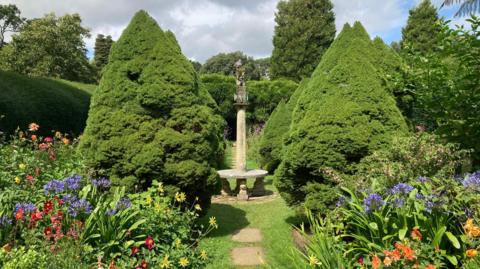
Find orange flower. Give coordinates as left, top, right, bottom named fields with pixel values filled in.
left=383, top=256, right=392, bottom=266
left=62, top=138, right=70, bottom=145
left=403, top=246, right=416, bottom=260
left=411, top=228, right=423, bottom=241
left=466, top=249, right=478, bottom=258
left=426, top=264, right=436, bottom=269
left=28, top=123, right=39, bottom=132
left=465, top=219, right=480, bottom=237
left=31, top=135, right=37, bottom=141
left=372, top=255, right=381, bottom=269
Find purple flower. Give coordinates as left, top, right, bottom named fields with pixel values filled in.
left=65, top=175, right=82, bottom=190
left=106, top=208, right=117, bottom=216
left=390, top=183, right=414, bottom=195
left=68, top=199, right=92, bottom=217
left=392, top=198, right=405, bottom=208
left=15, top=202, right=36, bottom=214
left=62, top=194, right=77, bottom=204
left=363, top=193, right=385, bottom=213
left=462, top=172, right=480, bottom=192
left=336, top=196, right=347, bottom=207
left=106, top=197, right=132, bottom=216
left=91, top=178, right=111, bottom=189
left=417, top=176, right=429, bottom=183
left=415, top=193, right=424, bottom=200
left=43, top=179, right=66, bottom=195
left=0, top=215, right=12, bottom=226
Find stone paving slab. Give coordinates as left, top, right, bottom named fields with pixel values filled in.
left=231, top=247, right=265, bottom=266
left=232, top=228, right=262, bottom=243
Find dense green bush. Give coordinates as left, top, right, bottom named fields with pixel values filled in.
left=0, top=71, right=91, bottom=136
left=80, top=11, right=225, bottom=209
left=275, top=22, right=408, bottom=213
left=258, top=78, right=308, bottom=172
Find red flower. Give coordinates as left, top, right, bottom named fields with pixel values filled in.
left=30, top=210, right=42, bottom=222
left=426, top=265, right=436, bottom=269
left=145, top=236, right=154, bottom=250
left=372, top=255, right=381, bottom=269
left=44, top=227, right=52, bottom=239
left=44, top=137, right=53, bottom=143
left=358, top=256, right=364, bottom=265
left=131, top=246, right=140, bottom=256
left=15, top=208, right=24, bottom=221
left=26, top=175, right=35, bottom=184
left=140, top=260, right=148, bottom=269
left=38, top=143, right=49, bottom=151
left=43, top=200, right=53, bottom=214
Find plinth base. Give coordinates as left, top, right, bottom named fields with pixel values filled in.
left=217, top=169, right=268, bottom=200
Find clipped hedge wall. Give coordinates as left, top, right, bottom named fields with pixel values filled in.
left=275, top=22, right=408, bottom=213
left=80, top=11, right=225, bottom=209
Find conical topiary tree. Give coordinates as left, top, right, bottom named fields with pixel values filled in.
left=80, top=11, right=225, bottom=209
left=275, top=22, right=408, bottom=213
left=258, top=78, right=309, bottom=173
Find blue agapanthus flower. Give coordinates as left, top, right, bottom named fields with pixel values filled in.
left=462, top=171, right=480, bottom=191
left=391, top=183, right=414, bottom=195
left=62, top=194, right=77, bottom=204
left=392, top=198, right=405, bottom=208
left=363, top=193, right=385, bottom=213
left=0, top=215, right=12, bottom=226
left=417, top=176, right=429, bottom=183
left=43, top=179, right=66, bottom=195
left=91, top=178, right=111, bottom=189
left=336, top=196, right=347, bottom=207
left=15, top=202, right=36, bottom=214
left=106, top=197, right=132, bottom=216
left=68, top=199, right=92, bottom=217
left=65, top=175, right=82, bottom=190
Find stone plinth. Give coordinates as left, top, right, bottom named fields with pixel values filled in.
left=217, top=169, right=268, bottom=200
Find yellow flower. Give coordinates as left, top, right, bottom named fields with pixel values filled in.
left=15, top=177, right=21, bottom=184
left=62, top=138, right=70, bottom=145
left=158, top=182, right=164, bottom=193
left=200, top=250, right=208, bottom=260
left=145, top=195, right=153, bottom=205
left=309, top=255, right=321, bottom=266
left=18, top=164, right=26, bottom=170
left=175, top=239, right=181, bottom=247
left=195, top=204, right=202, bottom=211
left=175, top=192, right=186, bottom=203
left=179, top=257, right=189, bottom=267
left=55, top=131, right=62, bottom=139
left=160, top=255, right=171, bottom=268
left=466, top=249, right=478, bottom=258
left=154, top=203, right=162, bottom=212
left=209, top=216, right=218, bottom=229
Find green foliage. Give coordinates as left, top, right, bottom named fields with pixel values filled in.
left=190, top=60, right=202, bottom=72
left=80, top=11, right=225, bottom=209
left=275, top=22, right=408, bottom=213
left=442, top=0, right=480, bottom=17
left=0, top=71, right=91, bottom=136
left=270, top=0, right=336, bottom=81
left=0, top=13, right=94, bottom=83
left=401, top=16, right=480, bottom=165
left=0, top=4, right=25, bottom=49
left=401, top=0, right=441, bottom=53
left=93, top=34, right=114, bottom=75
left=199, top=51, right=266, bottom=80
left=258, top=78, right=308, bottom=172
left=357, top=133, right=470, bottom=189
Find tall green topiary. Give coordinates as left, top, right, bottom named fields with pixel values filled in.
left=80, top=11, right=225, bottom=209
left=258, top=78, right=308, bottom=172
left=275, top=22, right=408, bottom=213
left=401, top=0, right=440, bottom=54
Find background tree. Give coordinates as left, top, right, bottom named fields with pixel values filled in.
left=443, top=0, right=480, bottom=16
left=200, top=51, right=264, bottom=80
left=0, top=4, right=24, bottom=49
left=190, top=60, right=202, bottom=72
left=0, top=13, right=94, bottom=83
left=270, top=0, right=335, bottom=81
left=93, top=34, right=114, bottom=71
left=80, top=11, right=225, bottom=210
left=401, top=0, right=441, bottom=53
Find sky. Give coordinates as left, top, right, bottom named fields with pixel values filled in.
left=0, top=0, right=467, bottom=63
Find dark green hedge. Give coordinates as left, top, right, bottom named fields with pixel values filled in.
left=0, top=71, right=91, bottom=136
left=275, top=22, right=408, bottom=213
left=80, top=11, right=225, bottom=209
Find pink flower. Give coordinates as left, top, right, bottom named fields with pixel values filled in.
left=28, top=123, right=39, bottom=132
left=44, top=137, right=53, bottom=143
left=38, top=143, right=49, bottom=151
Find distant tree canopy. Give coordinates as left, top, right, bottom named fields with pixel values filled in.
left=94, top=34, right=114, bottom=72
left=0, top=4, right=24, bottom=49
left=190, top=60, right=202, bottom=72
left=401, top=0, right=441, bottom=54
left=0, top=13, right=94, bottom=83
left=270, top=0, right=336, bottom=82
left=80, top=11, right=225, bottom=210
left=199, top=51, right=267, bottom=81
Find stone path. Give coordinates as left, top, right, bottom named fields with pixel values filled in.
left=231, top=227, right=265, bottom=266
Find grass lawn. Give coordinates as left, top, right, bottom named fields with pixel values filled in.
left=200, top=144, right=299, bottom=268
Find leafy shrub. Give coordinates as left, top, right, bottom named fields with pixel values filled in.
left=258, top=78, right=309, bottom=172
left=0, top=71, right=91, bottom=136
left=275, top=22, right=408, bottom=214
left=80, top=11, right=225, bottom=208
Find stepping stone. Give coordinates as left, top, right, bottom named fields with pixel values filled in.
left=231, top=247, right=265, bottom=266
left=232, top=228, right=262, bottom=243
